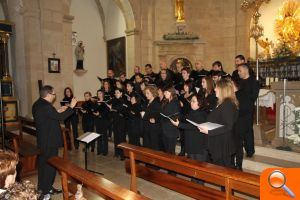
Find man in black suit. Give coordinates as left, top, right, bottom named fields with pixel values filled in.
left=32, top=85, right=77, bottom=200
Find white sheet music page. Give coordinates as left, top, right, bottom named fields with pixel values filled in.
left=77, top=132, right=100, bottom=143
left=186, top=119, right=223, bottom=130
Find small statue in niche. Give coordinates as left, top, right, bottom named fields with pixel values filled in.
left=257, top=37, right=273, bottom=59
left=75, top=184, right=87, bottom=200
left=75, top=41, right=85, bottom=70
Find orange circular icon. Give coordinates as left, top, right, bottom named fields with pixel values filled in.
left=268, top=170, right=286, bottom=188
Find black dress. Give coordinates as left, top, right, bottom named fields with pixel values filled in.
left=142, top=98, right=162, bottom=151
left=179, top=109, right=208, bottom=156
left=110, top=97, right=128, bottom=158
left=161, top=99, right=181, bottom=154
left=62, top=96, right=79, bottom=149
left=128, top=103, right=142, bottom=146
left=81, top=100, right=96, bottom=151
left=206, top=99, right=238, bottom=167
left=94, top=101, right=110, bottom=155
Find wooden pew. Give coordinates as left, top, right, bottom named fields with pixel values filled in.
left=118, top=143, right=260, bottom=200
left=5, top=116, right=71, bottom=176
left=5, top=117, right=39, bottom=177
left=48, top=156, right=151, bottom=200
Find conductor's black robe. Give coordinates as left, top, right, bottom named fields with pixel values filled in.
left=32, top=98, right=74, bottom=194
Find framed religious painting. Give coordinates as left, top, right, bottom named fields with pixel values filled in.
left=107, top=37, right=126, bottom=76
left=48, top=58, right=60, bottom=73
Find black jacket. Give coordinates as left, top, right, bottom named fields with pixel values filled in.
left=236, top=76, right=259, bottom=117
left=161, top=99, right=181, bottom=138
left=179, top=109, right=207, bottom=154
left=32, top=98, right=74, bottom=150
left=206, top=99, right=238, bottom=166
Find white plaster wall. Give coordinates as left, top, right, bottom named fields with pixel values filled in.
left=249, top=0, right=286, bottom=59
left=71, top=0, right=106, bottom=99
left=71, top=0, right=126, bottom=99
left=100, top=0, right=126, bottom=40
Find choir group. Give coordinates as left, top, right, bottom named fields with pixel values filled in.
left=62, top=55, right=260, bottom=171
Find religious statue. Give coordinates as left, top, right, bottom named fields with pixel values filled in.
left=75, top=41, right=85, bottom=70
left=257, top=37, right=273, bottom=59
left=175, top=0, right=184, bottom=22
left=75, top=184, right=87, bottom=200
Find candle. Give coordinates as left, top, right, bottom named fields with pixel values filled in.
left=275, top=77, right=279, bottom=82
left=266, top=77, right=270, bottom=86
left=269, top=77, right=274, bottom=84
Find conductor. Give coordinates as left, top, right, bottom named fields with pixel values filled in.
left=32, top=85, right=77, bottom=200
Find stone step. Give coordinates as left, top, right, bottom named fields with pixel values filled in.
left=243, top=146, right=300, bottom=173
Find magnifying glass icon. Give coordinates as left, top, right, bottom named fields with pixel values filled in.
left=268, top=170, right=295, bottom=198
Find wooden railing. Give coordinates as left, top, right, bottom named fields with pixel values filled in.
left=48, top=156, right=150, bottom=200
left=118, top=143, right=260, bottom=200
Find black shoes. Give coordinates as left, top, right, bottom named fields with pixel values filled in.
left=49, top=187, right=62, bottom=195
left=246, top=152, right=254, bottom=158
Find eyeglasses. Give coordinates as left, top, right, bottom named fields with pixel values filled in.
left=49, top=93, right=56, bottom=96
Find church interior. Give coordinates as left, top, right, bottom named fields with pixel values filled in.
left=0, top=0, right=300, bottom=199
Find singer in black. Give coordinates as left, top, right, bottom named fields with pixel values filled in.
left=94, top=90, right=110, bottom=156
left=161, top=87, right=181, bottom=154
left=198, top=79, right=238, bottom=167
left=80, top=91, right=96, bottom=152
left=109, top=88, right=128, bottom=160
left=142, top=86, right=162, bottom=150
left=32, top=85, right=77, bottom=198
left=62, top=87, right=79, bottom=149
left=235, top=63, right=260, bottom=169
left=127, top=94, right=142, bottom=146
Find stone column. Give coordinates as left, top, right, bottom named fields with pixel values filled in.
left=125, top=28, right=140, bottom=77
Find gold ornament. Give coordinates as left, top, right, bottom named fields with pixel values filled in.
left=274, top=0, right=300, bottom=55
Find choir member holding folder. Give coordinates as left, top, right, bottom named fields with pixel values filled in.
left=108, top=88, right=128, bottom=160
left=142, top=86, right=162, bottom=151
left=198, top=79, right=238, bottom=168
left=161, top=87, right=181, bottom=154
left=93, top=90, right=110, bottom=156
left=62, top=87, right=79, bottom=149
left=170, top=95, right=208, bottom=184
left=80, top=91, right=96, bottom=152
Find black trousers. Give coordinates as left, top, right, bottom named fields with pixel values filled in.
left=162, top=136, right=177, bottom=154
left=235, top=114, right=254, bottom=168
left=64, top=114, right=79, bottom=149
left=179, top=129, right=185, bottom=153
left=143, top=123, right=160, bottom=151
left=113, top=117, right=126, bottom=157
left=38, top=147, right=59, bottom=194
left=188, top=151, right=208, bottom=184
left=128, top=119, right=141, bottom=146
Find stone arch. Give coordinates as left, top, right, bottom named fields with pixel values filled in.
left=112, top=0, right=136, bottom=31
left=0, top=0, right=8, bottom=19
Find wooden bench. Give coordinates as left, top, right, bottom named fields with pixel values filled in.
left=48, top=156, right=150, bottom=200
left=5, top=116, right=71, bottom=176
left=5, top=117, right=39, bottom=177
left=118, top=143, right=260, bottom=200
